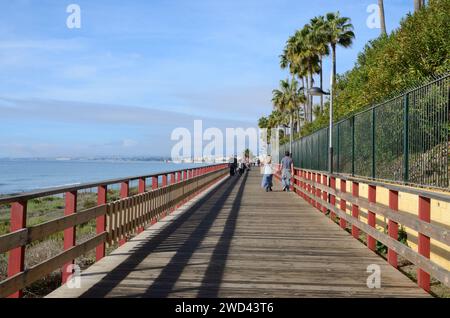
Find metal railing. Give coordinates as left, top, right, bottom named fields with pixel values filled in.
left=282, top=73, right=450, bottom=189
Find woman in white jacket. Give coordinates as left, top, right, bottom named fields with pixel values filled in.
left=261, top=156, right=274, bottom=192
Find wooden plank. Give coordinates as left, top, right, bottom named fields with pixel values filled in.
left=28, top=205, right=106, bottom=243
left=0, top=233, right=107, bottom=298
left=296, top=176, right=450, bottom=246
left=0, top=229, right=28, bottom=254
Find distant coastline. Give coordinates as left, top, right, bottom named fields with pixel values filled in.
left=0, top=158, right=207, bottom=195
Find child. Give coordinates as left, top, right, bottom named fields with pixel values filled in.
left=261, top=156, right=273, bottom=192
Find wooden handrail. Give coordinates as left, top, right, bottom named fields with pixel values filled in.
left=296, top=168, right=450, bottom=202
left=0, top=163, right=226, bottom=204
left=0, top=164, right=229, bottom=298
left=280, top=166, right=450, bottom=293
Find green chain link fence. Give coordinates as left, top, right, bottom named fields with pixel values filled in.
left=280, top=73, right=450, bottom=190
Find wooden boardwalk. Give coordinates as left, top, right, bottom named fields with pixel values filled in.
left=48, top=170, right=428, bottom=298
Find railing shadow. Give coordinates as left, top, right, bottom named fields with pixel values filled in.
left=79, top=172, right=247, bottom=298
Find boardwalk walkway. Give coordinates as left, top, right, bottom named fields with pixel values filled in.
left=48, top=169, right=428, bottom=298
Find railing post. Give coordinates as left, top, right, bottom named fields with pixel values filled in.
left=137, top=178, right=146, bottom=233
left=62, top=190, right=77, bottom=284
left=388, top=190, right=399, bottom=268
left=162, top=175, right=168, bottom=187
left=351, top=182, right=359, bottom=239
left=96, top=185, right=107, bottom=261
left=152, top=176, right=158, bottom=190
left=321, top=174, right=327, bottom=214
left=138, top=178, right=146, bottom=193
left=418, top=195, right=431, bottom=292
left=329, top=177, right=336, bottom=221
left=367, top=185, right=377, bottom=251
left=316, top=173, right=322, bottom=211
left=170, top=173, right=176, bottom=185
left=119, top=181, right=129, bottom=246
left=300, top=170, right=304, bottom=198
left=7, top=200, right=27, bottom=298
left=339, top=180, right=347, bottom=229
left=307, top=172, right=312, bottom=204
left=311, top=172, right=316, bottom=208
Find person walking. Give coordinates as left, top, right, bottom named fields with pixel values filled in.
left=280, top=151, right=294, bottom=192
left=261, top=156, right=274, bottom=192
left=229, top=156, right=235, bottom=176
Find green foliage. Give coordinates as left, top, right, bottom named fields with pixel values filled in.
left=376, top=226, right=409, bottom=255
left=296, top=0, right=449, bottom=138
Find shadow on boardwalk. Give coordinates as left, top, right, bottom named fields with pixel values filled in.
left=80, top=172, right=247, bottom=298
left=48, top=169, right=428, bottom=298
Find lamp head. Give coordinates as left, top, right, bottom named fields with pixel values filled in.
left=308, top=87, right=330, bottom=96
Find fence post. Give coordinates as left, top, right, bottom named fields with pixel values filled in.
left=372, top=108, right=376, bottom=179
left=96, top=185, right=107, bottom=261
left=62, top=191, right=77, bottom=284
left=316, top=173, right=322, bottom=211
left=7, top=200, right=27, bottom=298
left=152, top=176, right=158, bottom=190
left=403, top=93, right=409, bottom=183
left=418, top=196, right=431, bottom=292
left=367, top=185, right=377, bottom=251
left=336, top=123, right=340, bottom=173
left=329, top=176, right=336, bottom=221
left=321, top=175, right=327, bottom=214
left=339, top=180, right=347, bottom=229
left=351, top=116, right=355, bottom=176
left=119, top=181, right=129, bottom=245
left=137, top=178, right=146, bottom=233
left=351, top=182, right=359, bottom=239
left=388, top=190, right=399, bottom=268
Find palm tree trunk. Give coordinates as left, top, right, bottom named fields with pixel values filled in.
left=320, top=56, right=324, bottom=113
left=378, top=0, right=387, bottom=35
left=297, top=109, right=300, bottom=132
left=309, top=72, right=313, bottom=122
left=289, top=114, right=293, bottom=154
left=414, top=0, right=423, bottom=11
left=304, top=76, right=310, bottom=122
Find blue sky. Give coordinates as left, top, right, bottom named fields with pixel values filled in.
left=0, top=0, right=415, bottom=157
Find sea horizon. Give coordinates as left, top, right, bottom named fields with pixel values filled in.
left=0, top=158, right=211, bottom=195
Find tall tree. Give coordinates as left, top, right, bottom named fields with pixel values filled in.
left=310, top=16, right=330, bottom=112
left=323, top=12, right=355, bottom=97
left=272, top=78, right=305, bottom=151
left=378, top=0, right=387, bottom=35
left=291, top=26, right=320, bottom=122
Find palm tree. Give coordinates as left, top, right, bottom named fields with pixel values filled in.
left=323, top=12, right=355, bottom=94
left=378, top=0, right=387, bottom=36
left=287, top=27, right=320, bottom=122
left=272, top=78, right=305, bottom=152
left=310, top=16, right=330, bottom=112
left=280, top=37, right=309, bottom=124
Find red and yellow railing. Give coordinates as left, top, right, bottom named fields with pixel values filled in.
left=276, top=166, right=450, bottom=293
left=0, top=164, right=228, bottom=298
